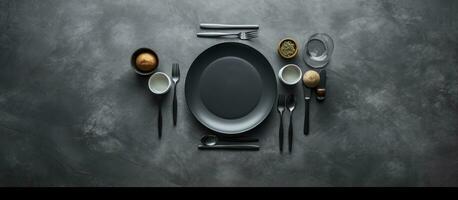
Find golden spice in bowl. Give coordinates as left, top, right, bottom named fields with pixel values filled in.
left=131, top=48, right=159, bottom=75
left=278, top=38, right=298, bottom=59
left=136, top=52, right=157, bottom=72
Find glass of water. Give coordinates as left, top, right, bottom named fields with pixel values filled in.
left=303, top=33, right=334, bottom=68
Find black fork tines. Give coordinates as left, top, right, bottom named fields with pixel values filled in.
left=277, top=94, right=285, bottom=110
left=176, top=64, right=180, bottom=77
left=172, top=63, right=178, bottom=77
left=288, top=95, right=295, bottom=108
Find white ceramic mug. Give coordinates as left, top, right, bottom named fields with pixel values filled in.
left=278, top=64, right=302, bottom=86
left=148, top=72, right=172, bottom=95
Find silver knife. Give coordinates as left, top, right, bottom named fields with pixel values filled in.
left=200, top=23, right=259, bottom=29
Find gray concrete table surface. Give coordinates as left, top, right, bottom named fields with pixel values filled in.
left=0, top=0, right=457, bottom=186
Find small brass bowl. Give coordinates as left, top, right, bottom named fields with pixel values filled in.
left=277, top=38, right=299, bottom=59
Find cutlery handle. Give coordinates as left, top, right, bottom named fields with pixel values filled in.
left=158, top=104, right=162, bottom=139
left=173, top=85, right=177, bottom=126
left=304, top=99, right=310, bottom=135
left=220, top=138, right=259, bottom=143
left=198, top=145, right=260, bottom=151
left=200, top=23, right=259, bottom=29
left=279, top=114, right=284, bottom=153
left=196, top=32, right=236, bottom=37
left=316, top=70, right=327, bottom=101
left=288, top=113, right=293, bottom=153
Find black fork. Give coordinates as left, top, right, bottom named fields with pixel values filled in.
left=287, top=95, right=296, bottom=153
left=277, top=94, right=286, bottom=153
left=172, top=63, right=180, bottom=126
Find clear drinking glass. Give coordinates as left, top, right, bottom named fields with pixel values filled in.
left=303, top=33, right=334, bottom=68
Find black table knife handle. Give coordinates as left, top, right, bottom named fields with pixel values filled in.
left=198, top=145, right=260, bottom=151
left=221, top=138, right=259, bottom=143
left=288, top=114, right=293, bottom=153
left=304, top=99, right=310, bottom=135
left=158, top=104, right=162, bottom=139
left=316, top=70, right=327, bottom=101
left=173, top=85, right=177, bottom=126
left=279, top=114, right=284, bottom=153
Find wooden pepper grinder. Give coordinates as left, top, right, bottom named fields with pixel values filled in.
left=316, top=70, right=326, bottom=101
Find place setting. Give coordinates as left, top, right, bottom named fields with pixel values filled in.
left=130, top=47, right=180, bottom=139
left=275, top=32, right=334, bottom=153
left=129, top=22, right=334, bottom=153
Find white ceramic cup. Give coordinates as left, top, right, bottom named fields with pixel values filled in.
left=148, top=72, right=172, bottom=95
left=278, top=64, right=302, bottom=86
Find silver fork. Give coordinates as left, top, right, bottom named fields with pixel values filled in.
left=196, top=30, right=258, bottom=40
left=172, top=63, right=180, bottom=126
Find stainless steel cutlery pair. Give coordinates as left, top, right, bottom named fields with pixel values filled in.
left=196, top=23, right=259, bottom=40
left=277, top=94, right=296, bottom=153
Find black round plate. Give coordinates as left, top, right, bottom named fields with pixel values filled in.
left=185, top=42, right=277, bottom=135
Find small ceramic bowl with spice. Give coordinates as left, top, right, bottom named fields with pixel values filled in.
left=277, top=38, right=299, bottom=59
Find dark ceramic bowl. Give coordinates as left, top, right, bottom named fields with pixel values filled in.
left=130, top=48, right=159, bottom=75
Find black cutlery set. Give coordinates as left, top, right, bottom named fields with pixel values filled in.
left=131, top=23, right=333, bottom=153
left=278, top=69, right=328, bottom=153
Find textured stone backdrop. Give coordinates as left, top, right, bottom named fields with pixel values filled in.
left=0, top=0, right=457, bottom=186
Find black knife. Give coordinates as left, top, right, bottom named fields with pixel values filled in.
left=219, top=138, right=259, bottom=143
left=304, top=86, right=311, bottom=136
left=157, top=98, right=163, bottom=139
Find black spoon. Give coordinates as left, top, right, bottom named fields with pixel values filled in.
left=198, top=135, right=260, bottom=151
